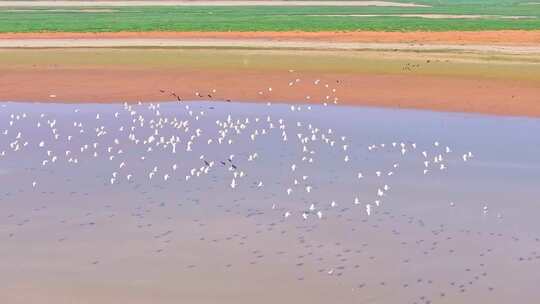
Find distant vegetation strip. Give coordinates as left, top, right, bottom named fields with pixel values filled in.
left=0, top=1, right=539, bottom=32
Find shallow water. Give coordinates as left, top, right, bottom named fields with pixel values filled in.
left=0, top=101, right=539, bottom=304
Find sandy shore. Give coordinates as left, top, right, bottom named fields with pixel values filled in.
left=3, top=31, right=540, bottom=45
left=0, top=38, right=540, bottom=54
left=1, top=38, right=540, bottom=54
left=1, top=48, right=539, bottom=117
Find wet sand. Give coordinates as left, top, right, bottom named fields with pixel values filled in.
left=1, top=48, right=539, bottom=117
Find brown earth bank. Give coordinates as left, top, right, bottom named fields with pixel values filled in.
left=2, top=30, right=540, bottom=45
left=2, top=67, right=539, bottom=117
left=1, top=48, right=539, bottom=117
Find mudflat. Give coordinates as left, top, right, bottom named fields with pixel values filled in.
left=1, top=48, right=539, bottom=117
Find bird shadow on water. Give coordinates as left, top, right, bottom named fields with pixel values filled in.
left=0, top=100, right=539, bottom=303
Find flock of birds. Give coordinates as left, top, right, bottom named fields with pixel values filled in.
left=1, top=73, right=539, bottom=303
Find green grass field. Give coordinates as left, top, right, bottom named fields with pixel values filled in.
left=0, top=0, right=539, bottom=32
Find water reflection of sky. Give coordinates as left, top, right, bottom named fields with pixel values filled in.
left=1, top=101, right=539, bottom=304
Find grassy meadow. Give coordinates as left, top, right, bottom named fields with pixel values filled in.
left=0, top=0, right=539, bottom=32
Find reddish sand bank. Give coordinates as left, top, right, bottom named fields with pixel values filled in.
left=2, top=30, right=540, bottom=45
left=1, top=68, right=539, bottom=117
